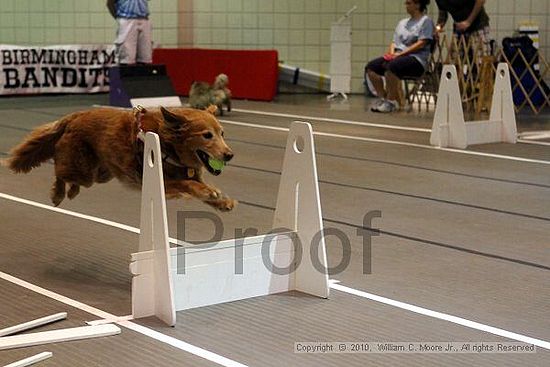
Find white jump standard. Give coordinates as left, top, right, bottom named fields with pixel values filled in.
left=130, top=122, right=330, bottom=326
left=430, top=63, right=517, bottom=149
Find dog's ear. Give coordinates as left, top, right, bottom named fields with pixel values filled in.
left=160, top=106, right=186, bottom=128
left=206, top=105, right=218, bottom=115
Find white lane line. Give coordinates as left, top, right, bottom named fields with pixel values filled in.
left=518, top=130, right=550, bottom=140
left=220, top=119, right=550, bottom=165
left=2, top=192, right=549, bottom=351
left=86, top=315, right=134, bottom=326
left=0, top=271, right=115, bottom=320
left=233, top=108, right=550, bottom=147
left=118, top=321, right=248, bottom=367
left=0, top=272, right=248, bottom=367
left=92, top=104, right=427, bottom=133
left=3, top=266, right=547, bottom=355
left=0, top=193, right=140, bottom=234
left=0, top=193, right=189, bottom=248
left=331, top=283, right=550, bottom=350
left=91, top=104, right=550, bottom=149
left=220, top=119, right=288, bottom=132
left=518, top=139, right=550, bottom=146
left=232, top=107, right=432, bottom=133
left=0, top=193, right=200, bottom=249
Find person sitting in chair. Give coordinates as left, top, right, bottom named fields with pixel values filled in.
left=366, top=0, right=433, bottom=113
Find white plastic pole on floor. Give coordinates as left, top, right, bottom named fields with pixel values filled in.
left=0, top=324, right=120, bottom=350
left=130, top=132, right=176, bottom=327
left=0, top=313, right=67, bottom=337
left=2, top=352, right=52, bottom=367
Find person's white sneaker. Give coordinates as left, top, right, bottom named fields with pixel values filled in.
left=375, top=99, right=399, bottom=113
left=370, top=98, right=386, bottom=112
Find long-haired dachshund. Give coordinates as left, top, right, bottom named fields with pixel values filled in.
left=6, top=105, right=236, bottom=211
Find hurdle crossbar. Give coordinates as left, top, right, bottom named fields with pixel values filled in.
left=430, top=63, right=517, bottom=149
left=130, top=122, right=330, bottom=326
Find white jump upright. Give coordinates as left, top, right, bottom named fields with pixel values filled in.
left=430, top=63, right=517, bottom=149
left=130, top=133, right=176, bottom=326
left=273, top=122, right=330, bottom=298
left=130, top=122, right=329, bottom=326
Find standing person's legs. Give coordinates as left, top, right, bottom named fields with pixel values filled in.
left=455, top=26, right=493, bottom=57
left=115, top=19, right=138, bottom=64
left=136, top=19, right=153, bottom=64
left=474, top=26, right=493, bottom=56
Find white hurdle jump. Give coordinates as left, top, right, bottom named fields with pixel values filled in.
left=130, top=122, right=330, bottom=326
left=430, top=63, right=517, bottom=149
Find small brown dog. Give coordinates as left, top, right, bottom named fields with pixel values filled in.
left=189, top=73, right=232, bottom=115
left=6, top=105, right=236, bottom=211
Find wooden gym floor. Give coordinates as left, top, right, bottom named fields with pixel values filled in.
left=0, top=93, right=548, bottom=366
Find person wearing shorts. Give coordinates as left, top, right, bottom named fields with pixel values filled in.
left=107, top=0, right=152, bottom=64
left=366, top=0, right=433, bottom=113
left=435, top=0, right=491, bottom=55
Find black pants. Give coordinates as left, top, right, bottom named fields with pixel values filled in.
left=366, top=55, right=425, bottom=79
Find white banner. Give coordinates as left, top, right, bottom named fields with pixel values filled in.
left=0, top=44, right=117, bottom=95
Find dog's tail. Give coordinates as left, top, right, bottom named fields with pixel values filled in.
left=6, top=118, right=69, bottom=173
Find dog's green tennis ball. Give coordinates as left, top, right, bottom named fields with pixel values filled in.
left=208, top=157, right=225, bottom=171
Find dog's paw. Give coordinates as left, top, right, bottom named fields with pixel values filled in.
left=50, top=178, right=65, bottom=207
left=67, top=184, right=80, bottom=200
left=195, top=184, right=222, bottom=201
left=208, top=197, right=237, bottom=212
